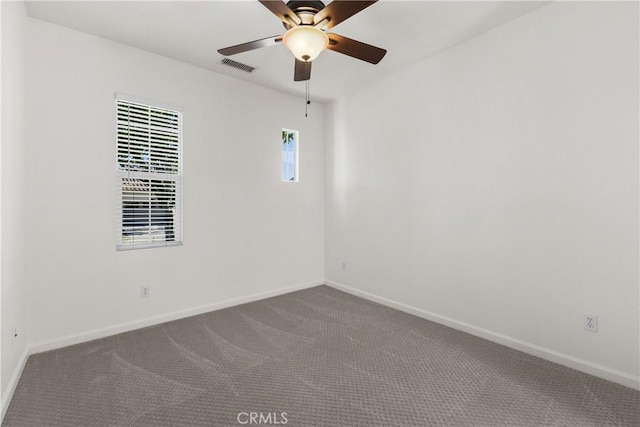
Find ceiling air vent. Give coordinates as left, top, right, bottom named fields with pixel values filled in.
left=221, top=58, right=256, bottom=73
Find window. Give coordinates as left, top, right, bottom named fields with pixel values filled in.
left=116, top=94, right=183, bottom=250
left=282, top=128, right=298, bottom=182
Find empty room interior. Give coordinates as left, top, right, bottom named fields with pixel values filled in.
left=1, top=0, right=639, bottom=425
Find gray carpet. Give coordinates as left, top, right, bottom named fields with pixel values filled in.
left=3, top=285, right=639, bottom=426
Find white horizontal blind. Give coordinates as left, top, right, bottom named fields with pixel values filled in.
left=116, top=97, right=183, bottom=250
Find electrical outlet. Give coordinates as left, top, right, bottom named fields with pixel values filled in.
left=341, top=261, right=347, bottom=271
left=140, top=286, right=151, bottom=298
left=584, top=314, right=598, bottom=332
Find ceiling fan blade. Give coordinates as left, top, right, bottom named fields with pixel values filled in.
left=218, top=35, right=283, bottom=56
left=259, top=0, right=301, bottom=27
left=327, top=33, right=386, bottom=64
left=314, top=0, right=377, bottom=30
left=294, top=59, right=311, bottom=81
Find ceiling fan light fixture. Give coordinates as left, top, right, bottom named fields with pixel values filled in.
left=283, top=25, right=328, bottom=62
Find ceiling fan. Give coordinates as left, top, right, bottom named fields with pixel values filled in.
left=218, top=0, right=387, bottom=82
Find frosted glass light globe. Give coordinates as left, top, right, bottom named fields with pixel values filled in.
left=283, top=26, right=329, bottom=62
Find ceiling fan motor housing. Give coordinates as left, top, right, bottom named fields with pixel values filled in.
left=284, top=0, right=326, bottom=27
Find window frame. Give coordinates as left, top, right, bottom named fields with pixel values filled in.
left=115, top=93, right=184, bottom=251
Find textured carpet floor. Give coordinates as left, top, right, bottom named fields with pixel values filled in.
left=3, top=285, right=639, bottom=426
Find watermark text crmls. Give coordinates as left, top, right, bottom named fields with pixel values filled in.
left=236, top=411, right=288, bottom=425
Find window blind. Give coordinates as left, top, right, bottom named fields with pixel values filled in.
left=116, top=96, right=183, bottom=250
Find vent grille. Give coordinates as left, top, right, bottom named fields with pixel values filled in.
left=221, top=58, right=256, bottom=73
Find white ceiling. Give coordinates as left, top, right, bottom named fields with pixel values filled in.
left=26, top=1, right=547, bottom=103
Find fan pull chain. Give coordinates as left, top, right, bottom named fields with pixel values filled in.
left=305, top=80, right=310, bottom=118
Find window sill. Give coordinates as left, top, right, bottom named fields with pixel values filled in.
left=117, top=242, right=183, bottom=251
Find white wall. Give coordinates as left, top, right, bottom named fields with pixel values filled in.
left=25, top=18, right=324, bottom=347
left=326, top=2, right=639, bottom=385
left=1, top=0, right=28, bottom=409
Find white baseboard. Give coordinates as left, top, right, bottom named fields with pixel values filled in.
left=1, top=347, right=29, bottom=421
left=30, top=280, right=324, bottom=355
left=326, top=280, right=640, bottom=391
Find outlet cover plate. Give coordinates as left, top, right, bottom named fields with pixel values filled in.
left=584, top=314, right=598, bottom=332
